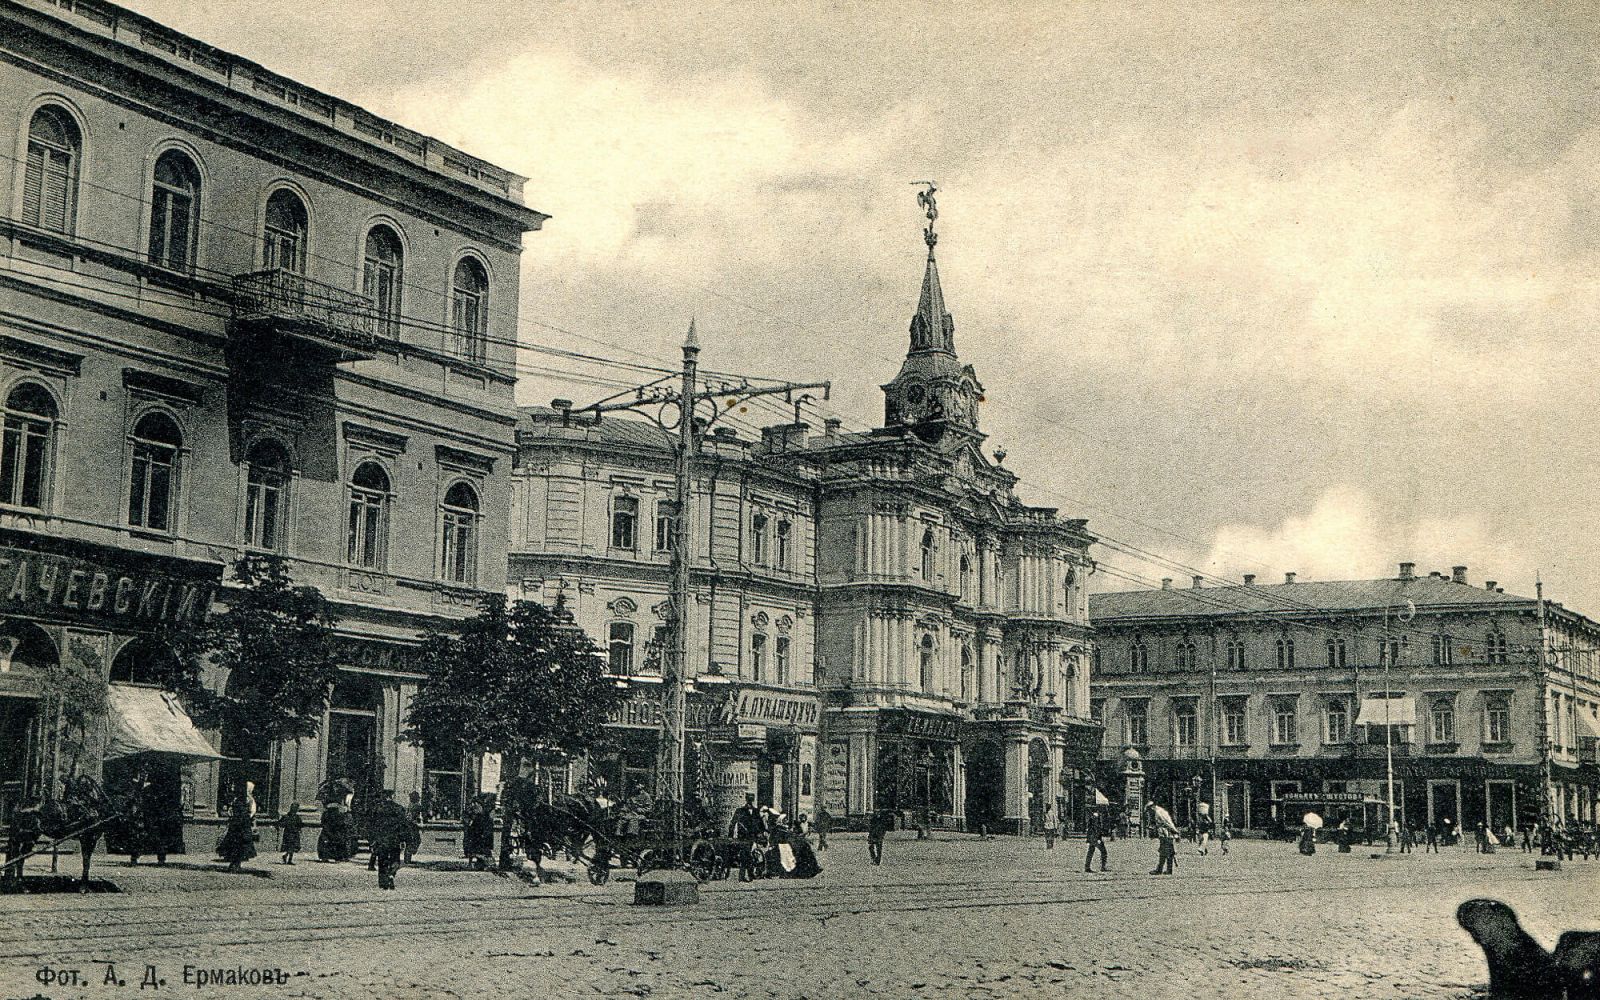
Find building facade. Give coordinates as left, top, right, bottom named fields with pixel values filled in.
left=508, top=411, right=823, bottom=829
left=0, top=0, right=543, bottom=844
left=1089, top=565, right=1600, bottom=836
left=809, top=214, right=1099, bottom=835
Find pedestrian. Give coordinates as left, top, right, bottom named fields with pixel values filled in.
left=1057, top=806, right=1070, bottom=853
left=278, top=802, right=303, bottom=864
left=217, top=781, right=258, bottom=872
left=1084, top=808, right=1108, bottom=873
left=319, top=792, right=356, bottom=862
left=916, top=807, right=931, bottom=841
left=1426, top=822, right=1439, bottom=853
left=1298, top=824, right=1317, bottom=857
left=1196, top=806, right=1213, bottom=856
left=403, top=791, right=424, bottom=864
left=369, top=791, right=409, bottom=890
left=1475, top=822, right=1489, bottom=853
left=463, top=793, right=497, bottom=870
left=1218, top=820, right=1231, bottom=855
left=1335, top=818, right=1352, bottom=853
left=814, top=808, right=831, bottom=851
left=867, top=808, right=889, bottom=866
left=1043, top=804, right=1056, bottom=849
left=728, top=793, right=763, bottom=882
left=1148, top=803, right=1178, bottom=874
left=1521, top=824, right=1533, bottom=853
left=143, top=767, right=184, bottom=866
left=1400, top=822, right=1414, bottom=853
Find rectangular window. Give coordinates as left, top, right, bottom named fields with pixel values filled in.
left=1220, top=700, right=1247, bottom=746
left=750, top=512, right=769, bottom=566
left=654, top=501, right=678, bottom=552
left=1272, top=702, right=1297, bottom=745
left=1430, top=701, right=1456, bottom=743
left=1173, top=702, right=1197, bottom=748
left=611, top=496, right=638, bottom=550
left=422, top=744, right=464, bottom=822
left=1125, top=701, right=1148, bottom=746
left=1485, top=701, right=1510, bottom=744
left=750, top=633, right=767, bottom=682
left=1325, top=701, right=1349, bottom=744
left=775, top=635, right=791, bottom=684
left=608, top=622, right=635, bottom=674
left=776, top=520, right=792, bottom=570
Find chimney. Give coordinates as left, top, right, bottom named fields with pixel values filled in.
left=1192, top=576, right=1204, bottom=589
left=1429, top=571, right=1442, bottom=579
left=1398, top=562, right=1415, bottom=580
left=1495, top=587, right=1504, bottom=594
left=711, top=426, right=738, bottom=442
left=1284, top=572, right=1297, bottom=584
left=760, top=422, right=809, bottom=453
left=824, top=417, right=841, bottom=443
left=1451, top=565, right=1468, bottom=584
left=1485, top=581, right=1497, bottom=591
left=1243, top=574, right=1256, bottom=586
left=1161, top=578, right=1173, bottom=590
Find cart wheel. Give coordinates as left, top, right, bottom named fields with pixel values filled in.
left=588, top=865, right=610, bottom=886
left=688, top=860, right=712, bottom=883
left=637, top=850, right=660, bottom=875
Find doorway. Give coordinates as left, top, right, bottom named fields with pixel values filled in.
left=1485, top=780, right=1516, bottom=832
left=1026, top=739, right=1050, bottom=833
left=1428, top=779, right=1461, bottom=832
left=964, top=740, right=1004, bottom=833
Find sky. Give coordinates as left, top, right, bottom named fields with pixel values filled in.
left=127, top=0, right=1600, bottom=612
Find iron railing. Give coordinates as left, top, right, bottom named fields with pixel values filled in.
left=231, top=268, right=378, bottom=355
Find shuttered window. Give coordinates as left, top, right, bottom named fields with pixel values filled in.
left=23, top=107, right=80, bottom=234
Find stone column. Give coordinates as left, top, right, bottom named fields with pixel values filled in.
left=952, top=742, right=966, bottom=826
left=1004, top=735, right=1030, bottom=833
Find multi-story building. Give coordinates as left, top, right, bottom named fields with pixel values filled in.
left=810, top=212, right=1099, bottom=835
left=508, top=411, right=823, bottom=826
left=1089, top=564, right=1600, bottom=835
left=507, top=202, right=1103, bottom=835
left=0, top=0, right=543, bottom=843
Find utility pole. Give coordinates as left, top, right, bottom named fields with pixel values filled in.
left=1536, top=575, right=1555, bottom=824
left=560, top=323, right=829, bottom=854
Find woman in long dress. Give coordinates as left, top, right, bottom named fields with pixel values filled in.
left=217, top=782, right=258, bottom=871
left=318, top=798, right=355, bottom=862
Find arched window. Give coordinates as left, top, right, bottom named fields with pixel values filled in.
left=1326, top=635, right=1347, bottom=670
left=439, top=481, right=479, bottom=585
left=362, top=225, right=403, bottom=336
left=1130, top=638, right=1149, bottom=673
left=607, top=621, right=635, bottom=674
left=749, top=632, right=767, bottom=682
left=23, top=106, right=80, bottom=233
left=110, top=636, right=178, bottom=686
left=1226, top=638, right=1246, bottom=672
left=775, top=519, right=792, bottom=570
left=920, top=529, right=936, bottom=581
left=959, top=555, right=972, bottom=602
left=1063, top=566, right=1078, bottom=612
left=346, top=461, right=390, bottom=569
left=243, top=439, right=290, bottom=551
left=148, top=150, right=200, bottom=272
left=450, top=257, right=488, bottom=362
left=128, top=411, right=181, bottom=531
left=919, top=635, right=935, bottom=693
left=611, top=495, right=638, bottom=550
left=1177, top=640, right=1198, bottom=671
left=262, top=188, right=308, bottom=272
left=1, top=383, right=56, bottom=510
left=775, top=635, right=791, bottom=684
left=1432, top=634, right=1454, bottom=666
left=960, top=644, right=973, bottom=701
left=1276, top=636, right=1295, bottom=671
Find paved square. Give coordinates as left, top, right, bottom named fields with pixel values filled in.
left=1, top=835, right=1594, bottom=999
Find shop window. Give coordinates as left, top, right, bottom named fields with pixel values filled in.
left=148, top=150, right=200, bottom=272
left=608, top=621, right=635, bottom=675
left=346, top=461, right=390, bottom=569
left=262, top=188, right=307, bottom=273
left=438, top=480, right=480, bottom=585
left=325, top=676, right=382, bottom=814
left=1, top=383, right=56, bottom=510
left=610, top=495, right=638, bottom=551
left=217, top=722, right=272, bottom=814
left=422, top=744, right=463, bottom=821
left=128, top=411, right=181, bottom=532
left=243, top=439, right=290, bottom=551
left=23, top=105, right=80, bottom=233
left=775, top=635, right=791, bottom=685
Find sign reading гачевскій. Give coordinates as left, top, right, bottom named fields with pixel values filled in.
left=0, top=545, right=216, bottom=626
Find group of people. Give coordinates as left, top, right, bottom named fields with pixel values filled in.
left=725, top=793, right=822, bottom=880
left=1530, top=819, right=1600, bottom=860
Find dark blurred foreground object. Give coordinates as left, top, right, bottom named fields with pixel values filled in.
left=1457, top=899, right=1600, bottom=999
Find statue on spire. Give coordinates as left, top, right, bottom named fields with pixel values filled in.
left=915, top=181, right=938, bottom=250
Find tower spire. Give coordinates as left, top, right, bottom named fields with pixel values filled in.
left=909, top=182, right=954, bottom=354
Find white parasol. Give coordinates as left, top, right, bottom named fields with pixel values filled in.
left=1148, top=804, right=1175, bottom=828
left=1303, top=812, right=1324, bottom=830
left=1092, top=789, right=1111, bottom=806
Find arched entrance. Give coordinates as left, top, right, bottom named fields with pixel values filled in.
left=1027, top=738, right=1050, bottom=833
left=964, top=739, right=1004, bottom=834
left=105, top=636, right=189, bottom=859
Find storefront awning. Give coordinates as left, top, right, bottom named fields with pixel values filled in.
left=1579, top=709, right=1600, bottom=741
left=1357, top=697, right=1415, bottom=727
left=105, top=686, right=223, bottom=762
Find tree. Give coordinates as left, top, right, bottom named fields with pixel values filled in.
left=38, top=638, right=109, bottom=782
left=166, top=554, right=341, bottom=804
left=403, top=594, right=628, bottom=795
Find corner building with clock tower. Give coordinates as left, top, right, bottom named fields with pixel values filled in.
left=805, top=202, right=1103, bottom=834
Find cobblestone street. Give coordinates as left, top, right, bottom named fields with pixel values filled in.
left=0, top=834, right=1594, bottom=999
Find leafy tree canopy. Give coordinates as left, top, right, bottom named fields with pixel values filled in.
left=403, top=595, right=627, bottom=765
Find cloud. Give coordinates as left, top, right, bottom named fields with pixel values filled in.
left=1197, top=485, right=1521, bottom=592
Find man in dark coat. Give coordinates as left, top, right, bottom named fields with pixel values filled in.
left=728, top=794, right=763, bottom=882
left=369, top=792, right=410, bottom=890
left=867, top=809, right=890, bottom=866
left=1084, top=808, right=1108, bottom=873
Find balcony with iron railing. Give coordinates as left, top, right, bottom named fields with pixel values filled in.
left=230, top=269, right=379, bottom=361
